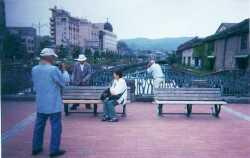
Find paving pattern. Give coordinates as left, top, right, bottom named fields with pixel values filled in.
left=2, top=101, right=250, bottom=158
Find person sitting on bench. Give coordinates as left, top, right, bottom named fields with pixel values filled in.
left=102, top=70, right=127, bottom=122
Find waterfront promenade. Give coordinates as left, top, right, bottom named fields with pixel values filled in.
left=2, top=101, right=250, bottom=158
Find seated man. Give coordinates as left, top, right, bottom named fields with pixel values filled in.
left=102, top=70, right=127, bottom=122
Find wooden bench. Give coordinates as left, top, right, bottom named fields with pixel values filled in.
left=63, top=86, right=132, bottom=116
left=153, top=88, right=227, bottom=117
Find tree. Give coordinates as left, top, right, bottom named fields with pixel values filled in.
left=38, top=36, right=53, bottom=52
left=117, top=41, right=131, bottom=54
left=2, top=31, right=26, bottom=61
left=57, top=45, right=69, bottom=59
left=72, top=46, right=81, bottom=58
left=167, top=52, right=178, bottom=66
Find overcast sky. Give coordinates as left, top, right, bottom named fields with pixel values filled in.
left=5, top=0, right=250, bottom=39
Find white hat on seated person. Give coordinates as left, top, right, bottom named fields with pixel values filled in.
left=75, top=54, right=87, bottom=61
left=40, top=48, right=58, bottom=58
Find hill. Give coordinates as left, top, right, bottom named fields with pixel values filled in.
left=120, top=37, right=194, bottom=51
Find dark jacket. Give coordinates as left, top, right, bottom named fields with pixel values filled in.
left=72, top=62, right=91, bottom=86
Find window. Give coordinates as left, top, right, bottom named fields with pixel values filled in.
left=183, top=57, right=186, bottom=65
left=240, top=34, right=248, bottom=50
left=187, top=57, right=191, bottom=66
left=61, top=18, right=66, bottom=22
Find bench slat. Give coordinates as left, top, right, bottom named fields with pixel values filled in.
left=63, top=93, right=102, bottom=96
left=65, top=86, right=109, bottom=89
left=63, top=100, right=131, bottom=104
left=154, top=91, right=220, bottom=94
left=63, top=96, right=100, bottom=99
left=155, top=94, right=221, bottom=97
left=154, top=100, right=227, bottom=104
left=155, top=97, right=222, bottom=101
left=65, top=86, right=131, bottom=90
left=155, top=88, right=220, bottom=91
left=63, top=95, right=131, bottom=100
left=64, top=89, right=107, bottom=92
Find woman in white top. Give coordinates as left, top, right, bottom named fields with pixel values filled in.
left=102, top=70, right=127, bottom=122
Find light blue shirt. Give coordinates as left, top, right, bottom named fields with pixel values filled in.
left=32, top=63, right=65, bottom=114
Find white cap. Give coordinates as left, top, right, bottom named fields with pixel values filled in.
left=40, top=48, right=58, bottom=58
left=75, top=54, right=87, bottom=61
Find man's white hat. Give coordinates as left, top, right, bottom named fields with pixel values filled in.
left=40, top=48, right=58, bottom=58
left=75, top=54, right=87, bottom=61
left=149, top=59, right=155, bottom=64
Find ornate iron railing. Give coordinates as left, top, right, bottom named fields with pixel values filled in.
left=2, top=64, right=250, bottom=98
left=125, top=65, right=250, bottom=97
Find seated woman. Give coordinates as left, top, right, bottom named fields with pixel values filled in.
left=102, top=70, right=127, bottom=122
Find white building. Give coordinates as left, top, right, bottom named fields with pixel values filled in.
left=50, top=6, right=117, bottom=52
left=177, top=37, right=203, bottom=67
left=8, top=27, right=37, bottom=55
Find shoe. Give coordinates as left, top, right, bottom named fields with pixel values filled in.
left=49, top=150, right=66, bottom=157
left=32, top=148, right=43, bottom=156
left=101, top=117, right=110, bottom=121
left=108, top=118, right=119, bottom=122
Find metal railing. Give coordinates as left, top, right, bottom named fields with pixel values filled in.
left=125, top=65, right=250, bottom=97
left=2, top=64, right=250, bottom=98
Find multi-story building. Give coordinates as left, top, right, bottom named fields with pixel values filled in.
left=50, top=7, right=80, bottom=47
left=50, top=6, right=117, bottom=52
left=99, top=22, right=117, bottom=52
left=7, top=27, right=37, bottom=55
left=177, top=18, right=249, bottom=71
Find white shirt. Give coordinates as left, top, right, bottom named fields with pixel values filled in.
left=147, top=63, right=164, bottom=79
left=80, top=64, right=84, bottom=71
left=110, top=78, right=127, bottom=105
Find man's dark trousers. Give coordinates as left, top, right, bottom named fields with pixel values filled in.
left=32, top=112, right=62, bottom=154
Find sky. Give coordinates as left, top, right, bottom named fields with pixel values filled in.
left=5, top=0, right=250, bottom=39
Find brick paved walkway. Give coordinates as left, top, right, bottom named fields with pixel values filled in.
left=2, top=101, right=250, bottom=158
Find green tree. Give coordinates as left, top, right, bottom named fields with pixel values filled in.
left=38, top=36, right=53, bottom=52
left=72, top=46, right=81, bottom=58
left=57, top=45, right=69, bottom=59
left=2, top=32, right=26, bottom=62
left=117, top=41, right=131, bottom=53
left=167, top=53, right=178, bottom=66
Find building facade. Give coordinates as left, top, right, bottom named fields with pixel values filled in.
left=177, top=37, right=202, bottom=67
left=50, top=6, right=117, bottom=52
left=7, top=27, right=37, bottom=54
left=50, top=8, right=80, bottom=47
left=177, top=18, right=250, bottom=71
left=206, top=19, right=249, bottom=71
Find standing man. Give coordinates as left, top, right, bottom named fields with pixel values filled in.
left=147, top=59, right=165, bottom=89
left=32, top=48, right=66, bottom=157
left=71, top=54, right=92, bottom=110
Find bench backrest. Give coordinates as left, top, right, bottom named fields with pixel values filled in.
left=63, top=86, right=132, bottom=101
left=154, top=88, right=222, bottom=101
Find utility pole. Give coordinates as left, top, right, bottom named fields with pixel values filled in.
left=32, top=22, right=48, bottom=53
